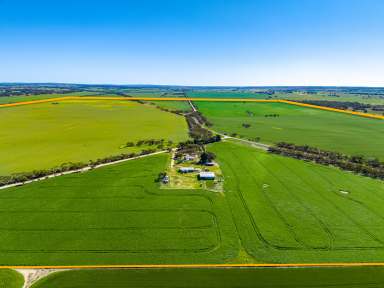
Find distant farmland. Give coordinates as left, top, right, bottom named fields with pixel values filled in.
left=197, top=101, right=384, bottom=159
left=0, top=91, right=96, bottom=105
left=0, top=99, right=189, bottom=175
left=187, top=91, right=270, bottom=99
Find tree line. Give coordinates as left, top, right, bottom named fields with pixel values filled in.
left=0, top=149, right=158, bottom=187
left=0, top=87, right=80, bottom=97
left=125, top=139, right=173, bottom=149
left=299, top=100, right=384, bottom=113
left=269, top=142, right=384, bottom=180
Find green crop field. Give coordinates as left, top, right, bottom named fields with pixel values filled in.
left=209, top=141, right=384, bottom=263
left=0, top=141, right=383, bottom=265
left=151, top=100, right=192, bottom=112
left=31, top=267, right=384, bottom=288
left=198, top=101, right=384, bottom=159
left=187, top=90, right=384, bottom=105
left=0, top=99, right=189, bottom=175
left=0, top=153, right=237, bottom=265
left=0, top=269, right=23, bottom=288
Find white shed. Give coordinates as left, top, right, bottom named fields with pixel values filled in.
left=179, top=167, right=195, bottom=173
left=198, top=171, right=215, bottom=180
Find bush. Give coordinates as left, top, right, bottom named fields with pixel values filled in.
left=199, top=152, right=216, bottom=164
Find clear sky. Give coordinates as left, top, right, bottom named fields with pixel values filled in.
left=0, top=0, right=383, bottom=86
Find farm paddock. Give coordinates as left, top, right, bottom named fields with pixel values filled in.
left=0, top=99, right=189, bottom=175
left=197, top=101, right=384, bottom=159
left=0, top=269, right=23, bottom=288
left=208, top=141, right=384, bottom=263
left=0, top=154, right=237, bottom=265
left=0, top=142, right=383, bottom=265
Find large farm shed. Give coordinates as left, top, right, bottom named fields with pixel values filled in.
left=198, top=171, right=215, bottom=180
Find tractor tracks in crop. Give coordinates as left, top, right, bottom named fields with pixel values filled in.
left=309, top=168, right=384, bottom=250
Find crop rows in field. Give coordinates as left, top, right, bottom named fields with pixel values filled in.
left=209, top=142, right=384, bottom=263
left=1, top=141, right=383, bottom=265
left=30, top=267, right=384, bottom=288
left=0, top=154, right=240, bottom=265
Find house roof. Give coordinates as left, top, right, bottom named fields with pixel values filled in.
left=199, top=172, right=215, bottom=178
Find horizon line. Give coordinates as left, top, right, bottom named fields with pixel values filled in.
left=1, top=82, right=384, bottom=89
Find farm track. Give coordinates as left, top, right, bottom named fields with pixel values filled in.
left=1, top=96, right=383, bottom=120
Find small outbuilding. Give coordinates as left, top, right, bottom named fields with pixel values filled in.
left=162, top=175, right=169, bottom=184
left=179, top=167, right=196, bottom=173
left=198, top=171, right=215, bottom=180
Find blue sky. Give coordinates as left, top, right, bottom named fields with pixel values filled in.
left=0, top=0, right=383, bottom=86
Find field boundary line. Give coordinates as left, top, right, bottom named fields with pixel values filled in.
left=1, top=96, right=382, bottom=120
left=0, top=96, right=73, bottom=108
left=4, top=262, right=384, bottom=269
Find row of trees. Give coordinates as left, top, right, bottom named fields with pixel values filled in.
left=0, top=87, right=80, bottom=97
left=125, top=139, right=173, bottom=148
left=300, top=100, right=384, bottom=113
left=176, top=134, right=221, bottom=152
left=0, top=149, right=158, bottom=187
left=269, top=142, right=384, bottom=180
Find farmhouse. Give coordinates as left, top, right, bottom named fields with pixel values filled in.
left=198, top=171, right=215, bottom=180
left=179, top=167, right=196, bottom=173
